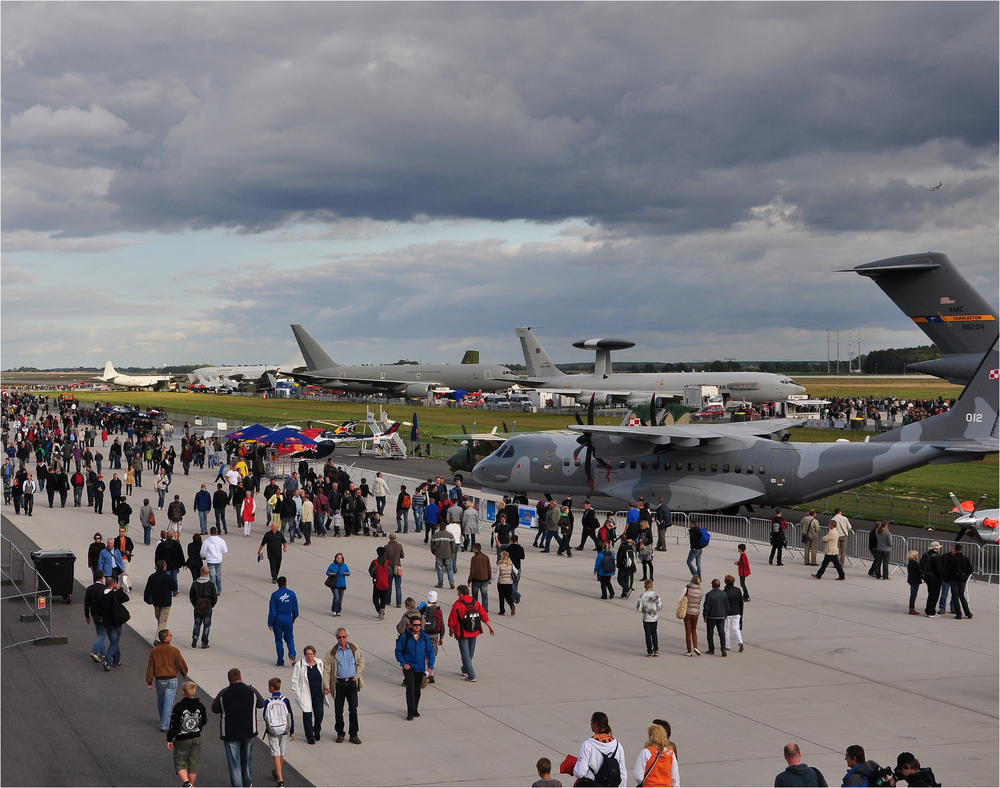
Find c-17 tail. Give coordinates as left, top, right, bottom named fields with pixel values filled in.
left=290, top=325, right=339, bottom=371
left=846, top=252, right=997, bottom=383
left=515, top=327, right=566, bottom=379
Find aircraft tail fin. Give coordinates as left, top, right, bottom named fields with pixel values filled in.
left=279, top=350, right=307, bottom=373
left=100, top=361, right=116, bottom=381
left=873, top=335, right=998, bottom=447
left=846, top=252, right=998, bottom=356
left=460, top=350, right=480, bottom=365
left=515, top=327, right=565, bottom=378
left=290, top=325, right=338, bottom=371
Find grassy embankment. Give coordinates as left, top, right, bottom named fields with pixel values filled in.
left=52, top=388, right=998, bottom=509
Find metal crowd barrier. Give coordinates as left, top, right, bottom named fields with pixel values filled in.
left=1, top=535, right=56, bottom=649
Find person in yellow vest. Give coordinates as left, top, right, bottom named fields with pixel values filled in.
left=633, top=721, right=679, bottom=786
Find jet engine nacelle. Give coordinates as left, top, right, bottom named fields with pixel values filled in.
left=404, top=383, right=436, bottom=399
left=577, top=391, right=613, bottom=406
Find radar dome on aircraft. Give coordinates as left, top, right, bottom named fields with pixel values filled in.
left=572, top=338, right=635, bottom=351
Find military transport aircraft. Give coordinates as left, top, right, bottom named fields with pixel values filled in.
left=97, top=362, right=175, bottom=389
left=188, top=352, right=305, bottom=392
left=846, top=252, right=998, bottom=385
left=289, top=324, right=533, bottom=397
left=434, top=422, right=519, bottom=473
left=473, top=337, right=998, bottom=511
left=515, top=328, right=806, bottom=407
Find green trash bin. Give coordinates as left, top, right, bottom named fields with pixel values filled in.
left=31, top=549, right=76, bottom=603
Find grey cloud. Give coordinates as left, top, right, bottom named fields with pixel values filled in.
left=3, top=3, right=996, bottom=237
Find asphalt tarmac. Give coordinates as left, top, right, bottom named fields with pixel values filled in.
left=2, top=445, right=997, bottom=787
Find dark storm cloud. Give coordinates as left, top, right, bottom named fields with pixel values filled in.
left=3, top=2, right=996, bottom=237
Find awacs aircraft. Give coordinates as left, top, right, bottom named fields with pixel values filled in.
left=289, top=324, right=531, bottom=397
left=949, top=493, right=1000, bottom=546
left=97, top=362, right=175, bottom=389
left=188, top=352, right=305, bottom=392
left=473, top=337, right=998, bottom=511
left=515, top=328, right=806, bottom=407
left=846, top=252, right=997, bottom=385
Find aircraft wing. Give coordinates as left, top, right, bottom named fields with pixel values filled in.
left=433, top=432, right=510, bottom=446
left=569, top=418, right=801, bottom=448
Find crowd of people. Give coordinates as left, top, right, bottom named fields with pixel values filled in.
left=3, top=390, right=954, bottom=786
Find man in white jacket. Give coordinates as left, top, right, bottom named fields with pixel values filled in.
left=199, top=527, right=228, bottom=595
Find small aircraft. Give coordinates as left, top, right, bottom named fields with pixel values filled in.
left=950, top=493, right=1000, bottom=545
left=434, top=422, right=519, bottom=473
left=97, top=362, right=175, bottom=389
left=845, top=252, right=998, bottom=385
left=928, top=182, right=943, bottom=191
left=288, top=324, right=537, bottom=397
left=473, top=336, right=998, bottom=510
left=515, top=328, right=806, bottom=407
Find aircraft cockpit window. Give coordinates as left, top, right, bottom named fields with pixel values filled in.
left=497, top=444, right=516, bottom=459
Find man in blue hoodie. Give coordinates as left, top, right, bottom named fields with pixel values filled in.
left=774, top=743, right=827, bottom=786
left=194, top=484, right=213, bottom=535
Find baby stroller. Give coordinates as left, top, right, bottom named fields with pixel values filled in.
left=364, top=511, right=385, bottom=538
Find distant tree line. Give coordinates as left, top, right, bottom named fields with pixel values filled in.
left=861, top=345, right=941, bottom=375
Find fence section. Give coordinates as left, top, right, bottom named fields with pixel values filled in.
left=1, top=535, right=55, bottom=649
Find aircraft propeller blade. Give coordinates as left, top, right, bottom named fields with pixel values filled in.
left=587, top=393, right=595, bottom=426
left=574, top=411, right=584, bottom=426
left=650, top=394, right=658, bottom=427
left=502, top=421, right=509, bottom=434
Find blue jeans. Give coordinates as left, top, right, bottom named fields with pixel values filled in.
left=542, top=530, right=559, bottom=551
left=436, top=557, right=454, bottom=586
left=91, top=622, right=107, bottom=659
left=392, top=573, right=402, bottom=607
left=686, top=548, right=703, bottom=578
left=471, top=580, right=489, bottom=613
left=193, top=612, right=212, bottom=646
left=396, top=510, right=409, bottom=532
left=512, top=571, right=522, bottom=603
left=223, top=737, right=254, bottom=787
left=457, top=636, right=477, bottom=680
left=157, top=489, right=166, bottom=508
left=143, top=526, right=152, bottom=546
left=330, top=586, right=345, bottom=614
left=938, top=579, right=952, bottom=612
left=413, top=508, right=424, bottom=532
left=166, top=569, right=179, bottom=595
left=155, top=677, right=178, bottom=730
left=208, top=563, right=222, bottom=594
left=198, top=510, right=209, bottom=534
left=272, top=617, right=295, bottom=665
left=105, top=625, right=122, bottom=667
left=215, top=509, right=227, bottom=531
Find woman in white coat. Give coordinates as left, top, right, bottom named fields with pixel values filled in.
left=290, top=645, right=330, bottom=744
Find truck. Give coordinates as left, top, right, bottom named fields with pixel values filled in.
left=683, top=384, right=726, bottom=408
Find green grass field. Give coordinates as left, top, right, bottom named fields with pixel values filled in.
left=30, top=389, right=1000, bottom=509
left=796, top=376, right=964, bottom=400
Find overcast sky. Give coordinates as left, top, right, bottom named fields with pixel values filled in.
left=2, top=2, right=997, bottom=370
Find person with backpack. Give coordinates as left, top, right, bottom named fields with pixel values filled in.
left=417, top=590, right=445, bottom=674
left=616, top=539, right=637, bottom=600
left=368, top=546, right=393, bottom=620
left=166, top=681, right=208, bottom=788
left=769, top=510, right=787, bottom=566
left=842, top=744, right=880, bottom=787
left=686, top=517, right=707, bottom=580
left=447, top=584, right=494, bottom=682
left=262, top=677, right=295, bottom=788
left=167, top=494, right=187, bottom=537
left=572, top=711, right=626, bottom=786
left=394, top=609, right=436, bottom=720
left=189, top=566, right=218, bottom=649
left=595, top=543, right=617, bottom=599
left=800, top=510, right=821, bottom=566
left=633, top=721, right=679, bottom=786
left=396, top=485, right=411, bottom=533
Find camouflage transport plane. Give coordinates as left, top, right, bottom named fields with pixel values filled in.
left=473, top=338, right=999, bottom=511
